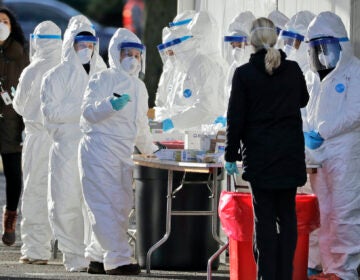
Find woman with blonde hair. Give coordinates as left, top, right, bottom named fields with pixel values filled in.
left=224, top=17, right=309, bottom=280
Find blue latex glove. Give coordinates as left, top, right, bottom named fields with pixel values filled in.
left=225, top=162, right=239, bottom=175
left=162, top=118, right=174, bottom=131
left=214, top=116, right=227, bottom=127
left=110, top=94, right=130, bottom=111
left=304, top=130, right=324, bottom=150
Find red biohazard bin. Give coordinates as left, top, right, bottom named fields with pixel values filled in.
left=218, top=192, right=320, bottom=280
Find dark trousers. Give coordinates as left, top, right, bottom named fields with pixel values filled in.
left=251, top=187, right=297, bottom=280
left=1, top=152, right=22, bottom=211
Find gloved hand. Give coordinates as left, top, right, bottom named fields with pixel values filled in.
left=304, top=130, right=324, bottom=150
left=162, top=118, right=174, bottom=131
left=225, top=162, right=239, bottom=175
left=214, top=116, right=227, bottom=127
left=110, top=94, right=130, bottom=111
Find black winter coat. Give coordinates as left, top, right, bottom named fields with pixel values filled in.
left=225, top=49, right=309, bottom=189
left=0, top=37, right=29, bottom=153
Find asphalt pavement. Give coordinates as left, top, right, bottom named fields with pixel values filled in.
left=0, top=170, right=230, bottom=280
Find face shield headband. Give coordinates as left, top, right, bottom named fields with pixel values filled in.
left=169, top=18, right=192, bottom=28
left=29, top=33, right=62, bottom=60
left=74, top=35, right=98, bottom=45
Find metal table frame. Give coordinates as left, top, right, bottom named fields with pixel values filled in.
left=132, top=155, right=224, bottom=274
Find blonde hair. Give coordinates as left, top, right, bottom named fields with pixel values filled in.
left=250, top=17, right=281, bottom=75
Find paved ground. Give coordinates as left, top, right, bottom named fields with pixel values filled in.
left=0, top=170, right=230, bottom=280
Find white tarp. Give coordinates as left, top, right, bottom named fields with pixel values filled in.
left=177, top=0, right=357, bottom=56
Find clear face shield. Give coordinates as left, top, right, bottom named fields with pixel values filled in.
left=277, top=30, right=304, bottom=57
left=163, top=35, right=193, bottom=69
left=29, top=33, right=62, bottom=60
left=158, top=37, right=185, bottom=65
left=118, top=41, right=146, bottom=76
left=74, top=34, right=99, bottom=64
left=308, top=37, right=342, bottom=72
left=157, top=43, right=166, bottom=64
left=223, top=35, right=248, bottom=65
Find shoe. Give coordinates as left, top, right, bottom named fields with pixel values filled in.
left=88, top=261, right=105, bottom=274
left=308, top=267, right=323, bottom=276
left=309, top=272, right=342, bottom=280
left=106, top=263, right=141, bottom=275
left=2, top=206, right=17, bottom=246
left=19, top=256, right=48, bottom=265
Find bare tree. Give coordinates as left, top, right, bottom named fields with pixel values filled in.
left=143, top=0, right=176, bottom=107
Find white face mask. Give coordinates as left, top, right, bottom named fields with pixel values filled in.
left=77, top=48, right=93, bottom=64
left=121, top=56, right=141, bottom=76
left=232, top=47, right=244, bottom=63
left=318, top=52, right=337, bottom=68
left=283, top=44, right=296, bottom=57
left=0, top=22, right=10, bottom=41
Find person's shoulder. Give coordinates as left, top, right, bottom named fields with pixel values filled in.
left=42, top=62, right=65, bottom=81
left=283, top=59, right=301, bottom=70
left=234, top=62, right=252, bottom=76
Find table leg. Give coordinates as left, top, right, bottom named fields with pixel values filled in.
left=207, top=241, right=229, bottom=280
left=146, top=169, right=173, bottom=274
left=211, top=167, right=224, bottom=245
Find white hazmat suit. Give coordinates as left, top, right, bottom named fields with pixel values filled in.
left=154, top=11, right=195, bottom=120
left=305, top=12, right=360, bottom=280
left=282, top=10, right=315, bottom=73
left=154, top=14, right=226, bottom=131
left=79, top=28, right=156, bottom=271
left=40, top=16, right=106, bottom=272
left=278, top=10, right=315, bottom=133
left=12, top=21, right=62, bottom=262
left=223, top=11, right=255, bottom=114
left=268, top=10, right=289, bottom=34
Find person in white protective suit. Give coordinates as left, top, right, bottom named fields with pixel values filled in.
left=268, top=10, right=289, bottom=35
left=277, top=10, right=315, bottom=134
left=40, top=16, right=106, bottom=272
left=304, top=12, right=360, bottom=280
left=153, top=10, right=195, bottom=120
left=155, top=34, right=225, bottom=131
left=277, top=10, right=315, bottom=73
left=154, top=14, right=226, bottom=131
left=12, top=20, right=62, bottom=265
left=78, top=28, right=158, bottom=275
left=214, top=11, right=255, bottom=126
left=67, top=15, right=107, bottom=69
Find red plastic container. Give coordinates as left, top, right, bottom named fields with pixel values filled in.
left=159, top=140, right=184, bottom=149
left=219, top=192, right=320, bottom=280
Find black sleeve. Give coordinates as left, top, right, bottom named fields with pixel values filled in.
left=298, top=66, right=309, bottom=108
left=225, top=68, right=246, bottom=162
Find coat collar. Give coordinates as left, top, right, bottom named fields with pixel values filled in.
left=249, top=48, right=287, bottom=75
